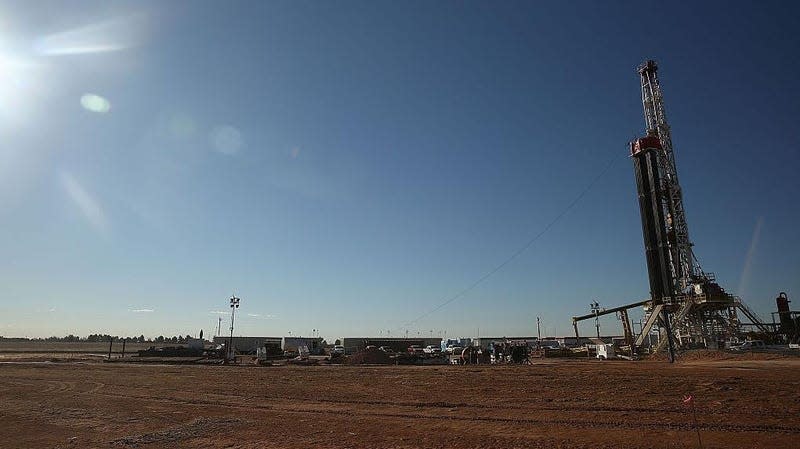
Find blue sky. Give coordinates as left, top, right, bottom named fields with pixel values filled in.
left=1, top=1, right=798, bottom=340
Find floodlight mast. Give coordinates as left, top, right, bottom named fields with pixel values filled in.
left=590, top=302, right=601, bottom=338
left=227, top=295, right=240, bottom=360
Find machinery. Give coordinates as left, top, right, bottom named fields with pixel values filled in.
left=773, top=292, right=800, bottom=344
left=450, top=343, right=531, bottom=365
left=572, top=60, right=769, bottom=361
left=458, top=345, right=489, bottom=364
left=491, top=339, right=532, bottom=364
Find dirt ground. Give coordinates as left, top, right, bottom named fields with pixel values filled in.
left=0, top=341, right=154, bottom=358
left=1, top=356, right=799, bottom=449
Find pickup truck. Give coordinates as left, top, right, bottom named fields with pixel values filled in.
left=331, top=345, right=346, bottom=355
left=732, top=340, right=765, bottom=351
left=408, top=345, right=425, bottom=356
left=423, top=345, right=442, bottom=356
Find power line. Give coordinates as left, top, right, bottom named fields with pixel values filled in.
left=400, top=154, right=621, bottom=329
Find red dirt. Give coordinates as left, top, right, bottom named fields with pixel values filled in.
left=1, top=357, right=799, bottom=448
left=346, top=347, right=393, bottom=365
left=648, top=349, right=793, bottom=362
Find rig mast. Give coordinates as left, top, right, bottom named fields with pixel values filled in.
left=638, top=60, right=700, bottom=295
left=573, top=60, right=771, bottom=360
left=630, top=60, right=770, bottom=353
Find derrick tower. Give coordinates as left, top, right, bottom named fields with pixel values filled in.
left=637, top=60, right=700, bottom=296
left=571, top=60, right=771, bottom=360
left=629, top=60, right=768, bottom=354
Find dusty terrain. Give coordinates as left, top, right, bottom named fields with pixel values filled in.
left=0, top=341, right=154, bottom=362
left=1, top=355, right=799, bottom=449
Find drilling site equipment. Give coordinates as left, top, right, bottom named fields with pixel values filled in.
left=774, top=292, right=800, bottom=344
left=572, top=60, right=769, bottom=359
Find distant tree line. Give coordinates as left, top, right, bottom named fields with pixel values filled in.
left=0, top=334, right=197, bottom=343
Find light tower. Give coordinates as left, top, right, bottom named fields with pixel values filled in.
left=227, top=294, right=240, bottom=360
left=590, top=301, right=601, bottom=338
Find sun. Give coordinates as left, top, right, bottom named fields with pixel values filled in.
left=0, top=48, right=45, bottom=129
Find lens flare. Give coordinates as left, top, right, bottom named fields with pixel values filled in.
left=34, top=14, right=149, bottom=56
left=210, top=125, right=243, bottom=155
left=80, top=93, right=111, bottom=113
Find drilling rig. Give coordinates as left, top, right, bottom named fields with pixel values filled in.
left=572, top=60, right=769, bottom=360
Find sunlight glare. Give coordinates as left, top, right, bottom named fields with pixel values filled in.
left=34, top=13, right=149, bottom=56
left=0, top=51, right=43, bottom=128
left=60, top=171, right=109, bottom=234
left=80, top=93, right=111, bottom=113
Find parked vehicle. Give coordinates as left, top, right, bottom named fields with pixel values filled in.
left=539, top=340, right=561, bottom=350
left=378, top=346, right=395, bottom=354
left=732, top=340, right=765, bottom=351
left=331, top=345, right=346, bottom=355
left=596, top=344, right=615, bottom=360
left=423, top=345, right=442, bottom=356
left=408, top=345, right=424, bottom=356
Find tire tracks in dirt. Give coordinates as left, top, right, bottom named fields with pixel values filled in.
left=89, top=388, right=800, bottom=435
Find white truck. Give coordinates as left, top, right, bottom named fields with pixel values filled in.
left=423, top=345, right=442, bottom=357
left=596, top=344, right=615, bottom=360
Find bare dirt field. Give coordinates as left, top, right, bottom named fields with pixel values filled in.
left=1, top=355, right=799, bottom=449
left=0, top=341, right=154, bottom=361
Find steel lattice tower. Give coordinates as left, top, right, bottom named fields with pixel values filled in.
left=572, top=60, right=771, bottom=359
left=637, top=60, right=701, bottom=296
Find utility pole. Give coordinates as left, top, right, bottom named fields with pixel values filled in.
left=217, top=316, right=222, bottom=337
left=228, top=294, right=240, bottom=361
